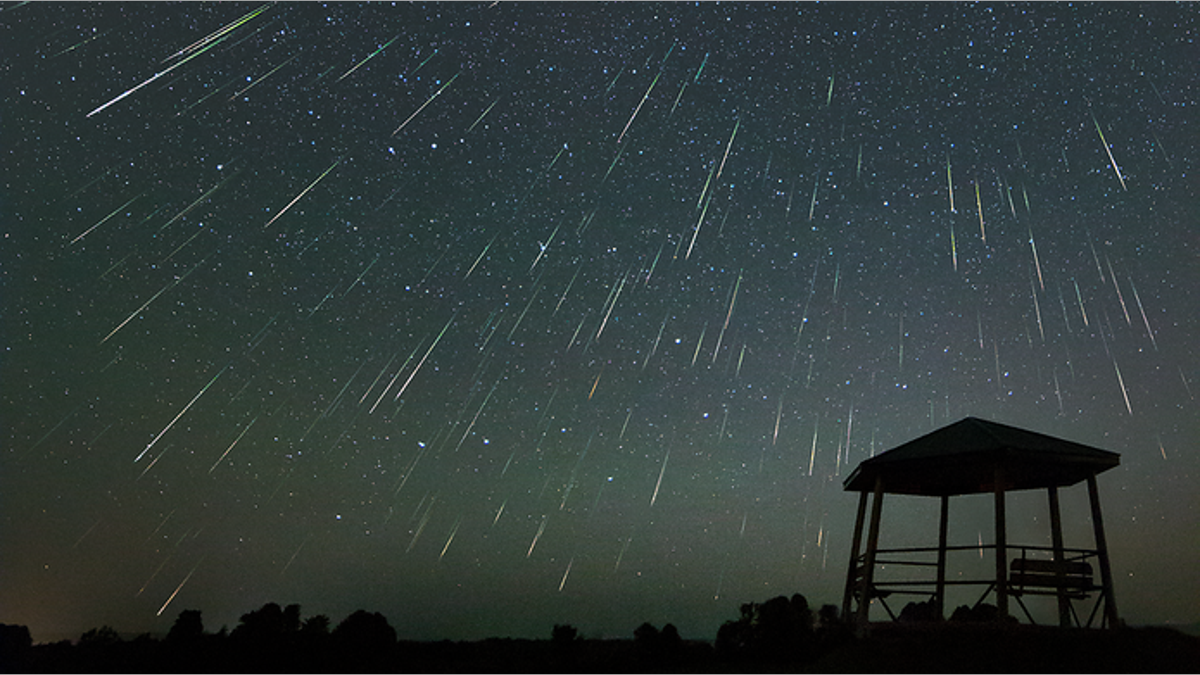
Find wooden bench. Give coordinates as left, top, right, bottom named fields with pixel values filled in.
left=1009, top=558, right=1094, bottom=599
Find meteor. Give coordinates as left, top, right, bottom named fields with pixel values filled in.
left=87, top=4, right=271, bottom=117
left=392, top=71, right=461, bottom=136
left=264, top=159, right=341, bottom=229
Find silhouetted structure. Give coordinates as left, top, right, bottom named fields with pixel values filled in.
left=841, top=417, right=1121, bottom=634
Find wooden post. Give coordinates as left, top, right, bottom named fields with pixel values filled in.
left=1047, top=485, right=1071, bottom=627
left=856, top=476, right=885, bottom=635
left=1087, top=473, right=1120, bottom=628
left=935, top=494, right=949, bottom=621
left=993, top=465, right=1008, bottom=619
left=842, top=490, right=870, bottom=622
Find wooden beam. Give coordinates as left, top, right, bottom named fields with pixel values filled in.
left=1087, top=473, right=1120, bottom=628
left=857, top=475, right=885, bottom=635
left=994, top=465, right=1008, bottom=618
left=842, top=489, right=870, bottom=622
left=935, top=494, right=949, bottom=621
left=1047, top=485, right=1071, bottom=627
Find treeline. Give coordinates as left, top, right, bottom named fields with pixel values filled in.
left=15, top=593, right=1196, bottom=672
left=0, top=594, right=854, bottom=673
left=2, top=604, right=402, bottom=673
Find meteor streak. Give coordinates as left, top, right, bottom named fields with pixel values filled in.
left=342, top=255, right=380, bottom=298
left=136, top=362, right=230, bottom=463
left=371, top=340, right=425, bottom=413
left=595, top=270, right=628, bottom=341
left=1030, top=276, right=1045, bottom=342
left=650, top=447, right=670, bottom=506
left=975, top=180, right=986, bottom=244
left=392, top=71, right=461, bottom=136
left=1113, top=358, right=1133, bottom=415
left=685, top=165, right=717, bottom=260
left=209, top=415, right=258, bottom=473
left=949, top=223, right=958, bottom=271
left=337, top=33, right=401, bottom=82
left=232, top=53, right=300, bottom=100
left=101, top=250, right=214, bottom=344
left=439, top=516, right=463, bottom=560
left=808, top=419, right=818, bottom=475
left=807, top=175, right=819, bottom=221
left=264, top=159, right=341, bottom=229
left=465, top=233, right=499, bottom=279
left=714, top=117, right=741, bottom=184
left=711, top=270, right=742, bottom=363
left=1129, top=278, right=1157, bottom=350
left=1028, top=225, right=1045, bottom=290
left=87, top=4, right=271, bottom=117
left=558, top=557, right=574, bottom=592
left=1091, top=112, right=1128, bottom=191
left=617, top=70, right=661, bottom=144
left=668, top=79, right=688, bottom=118
left=160, top=171, right=240, bottom=232
left=467, top=96, right=501, bottom=134
left=527, top=515, right=548, bottom=557
left=70, top=193, right=142, bottom=245
left=391, top=312, right=457, bottom=403
left=946, top=154, right=956, bottom=213
left=157, top=557, right=205, bottom=616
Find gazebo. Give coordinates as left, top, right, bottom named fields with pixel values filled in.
left=841, top=417, right=1120, bottom=633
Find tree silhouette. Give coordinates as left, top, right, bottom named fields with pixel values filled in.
left=633, top=621, right=659, bottom=647
left=160, top=609, right=208, bottom=670
left=660, top=622, right=682, bottom=650
left=817, top=603, right=841, bottom=630
left=228, top=602, right=307, bottom=671
left=551, top=623, right=579, bottom=646
left=899, top=599, right=940, bottom=623
left=633, top=621, right=661, bottom=665
left=301, top=614, right=330, bottom=636
left=232, top=602, right=290, bottom=643
left=816, top=603, right=852, bottom=651
left=550, top=623, right=580, bottom=669
left=74, top=625, right=128, bottom=672
left=0, top=623, right=33, bottom=672
left=166, top=609, right=204, bottom=645
left=78, top=625, right=121, bottom=648
left=332, top=609, right=396, bottom=670
left=716, top=602, right=754, bottom=658
left=333, top=609, right=396, bottom=649
left=634, top=621, right=684, bottom=666
left=716, top=593, right=816, bottom=663
left=283, top=603, right=302, bottom=634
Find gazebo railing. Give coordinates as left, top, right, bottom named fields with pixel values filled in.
left=847, top=543, right=1110, bottom=626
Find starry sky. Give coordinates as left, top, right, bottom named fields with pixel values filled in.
left=2, top=2, right=1197, bottom=643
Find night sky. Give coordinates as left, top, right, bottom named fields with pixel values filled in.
left=2, top=2, right=1197, bottom=643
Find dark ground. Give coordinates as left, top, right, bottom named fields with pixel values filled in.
left=809, top=623, right=1200, bottom=674
left=5, top=623, right=1199, bottom=673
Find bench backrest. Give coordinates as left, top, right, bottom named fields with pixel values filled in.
left=1011, top=558, right=1092, bottom=577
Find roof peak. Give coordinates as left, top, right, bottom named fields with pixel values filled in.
left=843, top=417, right=1120, bottom=496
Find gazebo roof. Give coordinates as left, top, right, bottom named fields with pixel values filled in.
left=842, top=417, right=1120, bottom=496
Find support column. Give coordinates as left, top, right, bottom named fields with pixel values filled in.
left=842, top=490, right=870, bottom=622
left=856, top=476, right=885, bottom=635
left=1047, top=485, right=1071, bottom=627
left=1087, top=473, right=1120, bottom=628
left=993, top=465, right=1008, bottom=619
left=935, top=494, right=949, bottom=621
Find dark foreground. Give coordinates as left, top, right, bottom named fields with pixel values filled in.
left=813, top=623, right=1200, bottom=674
left=5, top=623, right=1199, bottom=673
